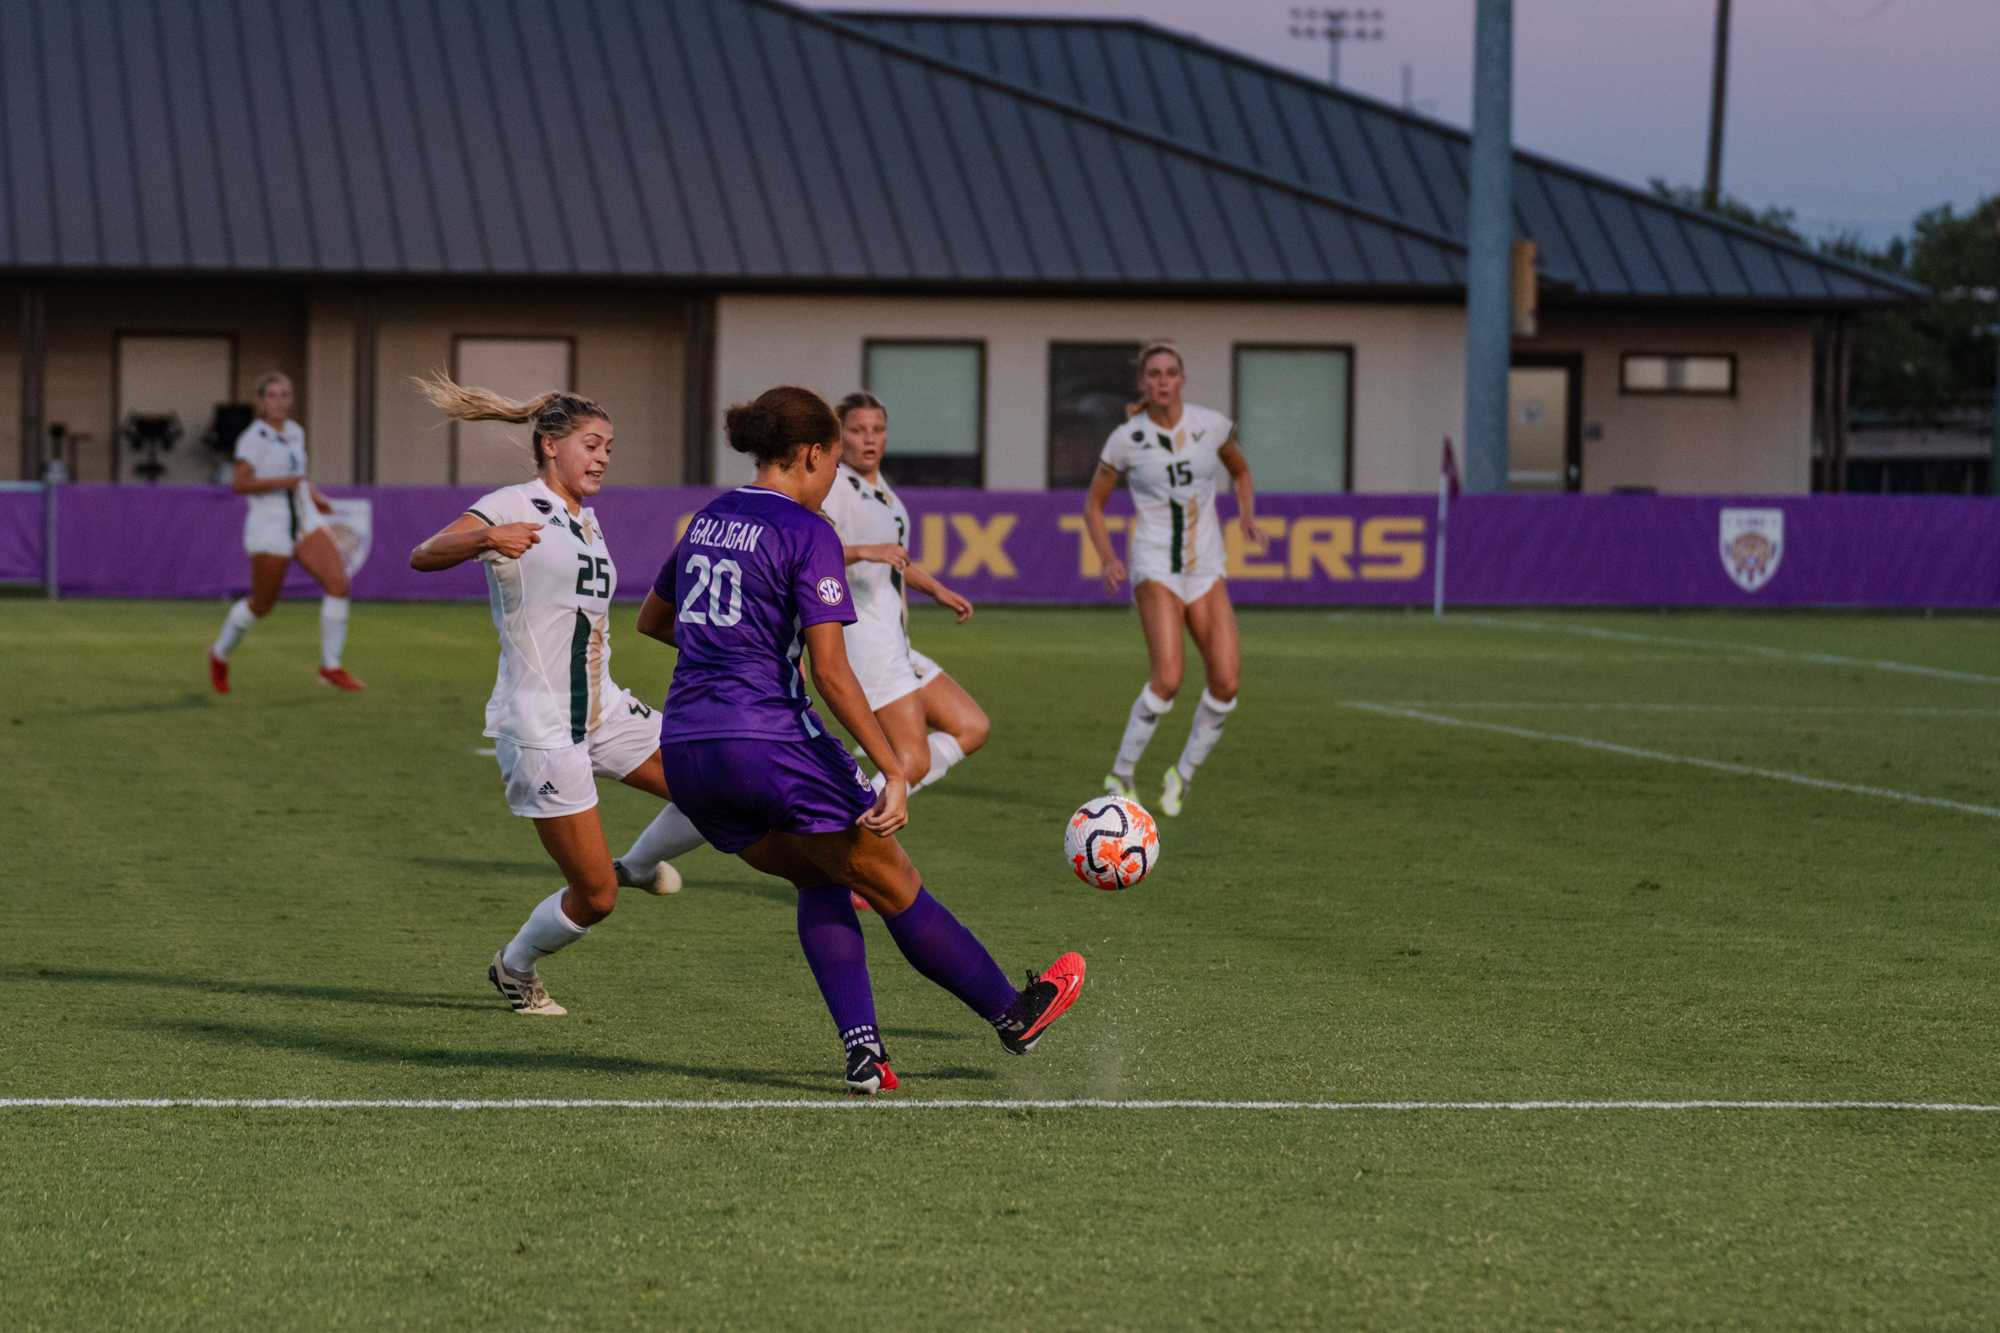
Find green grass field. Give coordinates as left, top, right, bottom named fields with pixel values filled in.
left=3, top=600, right=1998, bottom=1329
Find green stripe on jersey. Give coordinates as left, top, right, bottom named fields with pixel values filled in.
left=285, top=489, right=299, bottom=540
left=569, top=611, right=589, bottom=744
left=1168, top=499, right=1184, bottom=573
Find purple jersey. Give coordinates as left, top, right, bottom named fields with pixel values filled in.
left=656, top=486, right=856, bottom=742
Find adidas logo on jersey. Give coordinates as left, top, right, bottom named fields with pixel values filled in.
left=536, top=781, right=559, bottom=796
left=548, top=515, right=563, bottom=527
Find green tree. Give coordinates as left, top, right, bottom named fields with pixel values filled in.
left=1653, top=182, right=1999, bottom=420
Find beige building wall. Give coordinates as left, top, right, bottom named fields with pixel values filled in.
left=713, top=294, right=1468, bottom=492
left=363, top=288, right=687, bottom=487
left=35, top=284, right=306, bottom=483
left=1529, top=312, right=1817, bottom=494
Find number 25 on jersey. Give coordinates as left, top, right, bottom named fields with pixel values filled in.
left=574, top=555, right=610, bottom=598
left=679, top=554, right=743, bottom=627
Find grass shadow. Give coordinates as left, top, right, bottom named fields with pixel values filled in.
left=144, top=1017, right=971, bottom=1092
left=24, top=692, right=213, bottom=722
left=407, top=855, right=551, bottom=877
left=13, top=963, right=491, bottom=1012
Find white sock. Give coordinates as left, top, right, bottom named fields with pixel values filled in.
left=319, top=596, right=350, bottom=670
left=619, top=803, right=704, bottom=879
left=1113, top=684, right=1175, bottom=779
left=211, top=599, right=257, bottom=661
left=1175, top=689, right=1239, bottom=782
left=501, top=888, right=588, bottom=976
left=911, top=732, right=967, bottom=793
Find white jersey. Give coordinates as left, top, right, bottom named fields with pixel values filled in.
left=820, top=462, right=911, bottom=639
left=1097, top=403, right=1235, bottom=580
left=234, top=418, right=316, bottom=541
left=467, top=478, right=621, bottom=750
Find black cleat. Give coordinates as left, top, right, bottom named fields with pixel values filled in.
left=995, top=951, right=1087, bottom=1055
left=845, top=1046, right=899, bottom=1095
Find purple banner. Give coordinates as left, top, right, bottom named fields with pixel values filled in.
left=45, top=483, right=2000, bottom=608
left=0, top=485, right=44, bottom=584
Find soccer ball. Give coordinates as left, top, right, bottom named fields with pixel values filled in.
left=1064, top=796, right=1161, bottom=890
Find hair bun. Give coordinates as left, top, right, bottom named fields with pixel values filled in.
left=724, top=401, right=776, bottom=455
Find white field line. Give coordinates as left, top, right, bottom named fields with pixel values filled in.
left=1344, top=703, right=2000, bottom=820
left=1448, top=615, right=2000, bottom=687
left=2, top=1098, right=1997, bottom=1113
left=1369, top=701, right=2000, bottom=718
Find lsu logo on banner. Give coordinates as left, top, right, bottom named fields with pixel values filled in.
left=1719, top=507, right=1783, bottom=592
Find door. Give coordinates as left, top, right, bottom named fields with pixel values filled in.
left=1507, top=354, right=1583, bottom=492
left=115, top=335, right=236, bottom=484
left=451, top=337, right=575, bottom=485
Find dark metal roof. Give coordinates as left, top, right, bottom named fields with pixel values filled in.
left=836, top=10, right=1924, bottom=308
left=0, top=0, right=1465, bottom=291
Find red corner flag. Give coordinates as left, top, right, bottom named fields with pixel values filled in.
left=1441, top=437, right=1461, bottom=500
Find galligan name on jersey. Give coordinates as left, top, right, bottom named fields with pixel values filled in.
left=685, top=516, right=766, bottom=553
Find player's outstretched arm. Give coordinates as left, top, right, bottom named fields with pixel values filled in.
left=410, top=513, right=539, bottom=571
left=902, top=562, right=973, bottom=622
left=1219, top=438, right=1261, bottom=548
left=230, top=459, right=302, bottom=496
left=634, top=588, right=678, bottom=648
left=803, top=621, right=908, bottom=835
left=1082, top=463, right=1127, bottom=596
left=842, top=542, right=909, bottom=568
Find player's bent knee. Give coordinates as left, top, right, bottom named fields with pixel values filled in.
left=570, top=881, right=618, bottom=924
left=1150, top=674, right=1182, bottom=703
left=1208, top=677, right=1240, bottom=703
left=957, top=713, right=990, bottom=754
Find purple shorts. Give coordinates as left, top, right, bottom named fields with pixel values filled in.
left=661, top=732, right=876, bottom=854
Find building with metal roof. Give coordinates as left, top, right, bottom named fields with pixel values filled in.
left=0, top=0, right=1920, bottom=495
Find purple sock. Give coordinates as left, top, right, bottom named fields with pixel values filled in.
left=796, top=886, right=880, bottom=1055
left=883, top=887, right=1019, bottom=1024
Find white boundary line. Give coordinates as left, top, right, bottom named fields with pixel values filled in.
left=1449, top=615, right=2000, bottom=687
left=3, top=1098, right=1997, bottom=1113
left=1345, top=703, right=2000, bottom=820
left=1367, top=701, right=2000, bottom=718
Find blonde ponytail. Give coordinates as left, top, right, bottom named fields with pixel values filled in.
left=411, top=371, right=559, bottom=425
left=410, top=371, right=608, bottom=468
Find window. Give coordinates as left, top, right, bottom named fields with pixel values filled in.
left=452, top=337, right=575, bottom=484
left=114, top=334, right=236, bottom=484
left=1048, top=342, right=1142, bottom=489
left=1231, top=345, right=1353, bottom=493
left=1620, top=353, right=1735, bottom=397
left=862, top=340, right=984, bottom=487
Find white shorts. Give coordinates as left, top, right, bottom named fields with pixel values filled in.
left=1132, top=569, right=1223, bottom=606
left=244, top=494, right=327, bottom=559
left=845, top=623, right=944, bottom=712
left=494, top=688, right=662, bottom=819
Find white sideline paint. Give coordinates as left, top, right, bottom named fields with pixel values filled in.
left=1451, top=615, right=2000, bottom=687
left=1373, top=701, right=2000, bottom=719
left=3, top=1098, right=1997, bottom=1113
left=1345, top=703, right=2000, bottom=820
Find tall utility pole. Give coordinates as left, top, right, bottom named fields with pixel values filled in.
left=1287, top=7, right=1385, bottom=88
left=1703, top=0, right=1732, bottom=209
left=1462, top=0, right=1513, bottom=492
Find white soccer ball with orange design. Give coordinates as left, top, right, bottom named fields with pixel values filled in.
left=1065, top=796, right=1161, bottom=890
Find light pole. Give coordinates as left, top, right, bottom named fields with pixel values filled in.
left=1288, top=7, right=1385, bottom=88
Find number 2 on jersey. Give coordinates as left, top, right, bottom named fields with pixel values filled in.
left=1167, top=460, right=1194, bottom=488
left=678, top=554, right=744, bottom=627
left=573, top=554, right=610, bottom=598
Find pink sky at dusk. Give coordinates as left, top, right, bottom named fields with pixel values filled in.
left=821, top=0, right=1999, bottom=246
